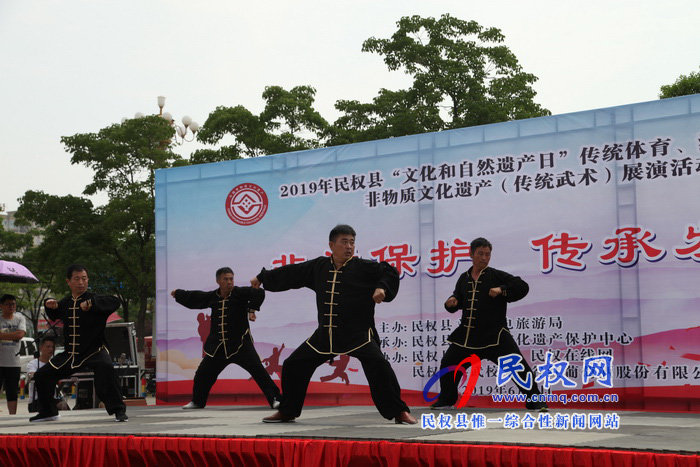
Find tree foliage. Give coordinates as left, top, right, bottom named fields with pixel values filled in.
left=58, top=115, right=180, bottom=347
left=64, top=116, right=180, bottom=198
left=359, top=14, right=550, bottom=130
left=0, top=223, right=32, bottom=254
left=193, top=15, right=549, bottom=157
left=659, top=67, right=700, bottom=99
left=14, top=190, right=103, bottom=293
left=0, top=220, right=46, bottom=338
left=197, top=85, right=329, bottom=160
left=0, top=281, right=53, bottom=339
left=13, top=191, right=130, bottom=336
left=330, top=88, right=443, bottom=145
left=13, top=116, right=179, bottom=346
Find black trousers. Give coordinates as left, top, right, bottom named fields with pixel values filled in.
left=0, top=366, right=21, bottom=402
left=193, top=335, right=281, bottom=407
left=34, top=348, right=125, bottom=415
left=278, top=341, right=409, bottom=419
left=435, top=331, right=541, bottom=405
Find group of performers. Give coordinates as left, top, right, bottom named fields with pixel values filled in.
left=173, top=224, right=546, bottom=424
left=29, top=224, right=545, bottom=424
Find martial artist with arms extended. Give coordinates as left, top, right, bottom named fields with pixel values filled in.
left=431, top=237, right=547, bottom=411
left=31, top=264, right=127, bottom=422
left=252, top=224, right=416, bottom=424
left=171, top=267, right=281, bottom=409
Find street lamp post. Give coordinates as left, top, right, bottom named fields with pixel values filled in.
left=157, top=96, right=200, bottom=144
left=122, top=96, right=200, bottom=145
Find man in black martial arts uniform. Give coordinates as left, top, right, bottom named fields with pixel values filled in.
left=171, top=267, right=281, bottom=409
left=430, top=237, right=547, bottom=411
left=251, top=224, right=416, bottom=424
left=30, top=264, right=128, bottom=422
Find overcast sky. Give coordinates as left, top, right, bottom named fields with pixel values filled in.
left=2, top=0, right=698, bottom=212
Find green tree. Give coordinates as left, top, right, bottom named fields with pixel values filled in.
left=14, top=191, right=131, bottom=336
left=0, top=223, right=33, bottom=255
left=196, top=85, right=329, bottom=160
left=2, top=279, right=53, bottom=340
left=191, top=15, right=548, bottom=157
left=0, top=219, right=45, bottom=338
left=330, top=88, right=443, bottom=145
left=357, top=14, right=549, bottom=131
left=13, top=191, right=101, bottom=299
left=659, top=67, right=700, bottom=99
left=58, top=115, right=180, bottom=348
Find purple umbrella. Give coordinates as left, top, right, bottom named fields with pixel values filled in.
left=0, top=260, right=39, bottom=283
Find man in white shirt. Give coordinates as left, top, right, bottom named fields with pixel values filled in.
left=27, top=336, right=63, bottom=408
left=0, top=294, right=27, bottom=415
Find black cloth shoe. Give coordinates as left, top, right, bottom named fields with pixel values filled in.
left=262, top=410, right=295, bottom=423
left=115, top=410, right=129, bottom=422
left=29, top=412, right=60, bottom=422
left=430, top=402, right=454, bottom=410
left=526, top=401, right=549, bottom=412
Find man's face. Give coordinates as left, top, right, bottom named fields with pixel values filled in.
left=216, top=272, right=234, bottom=295
left=471, top=246, right=492, bottom=270
left=66, top=270, right=89, bottom=296
left=40, top=340, right=55, bottom=359
left=0, top=300, right=17, bottom=316
left=329, top=234, right=355, bottom=263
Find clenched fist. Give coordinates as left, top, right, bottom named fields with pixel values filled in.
left=372, top=288, right=386, bottom=304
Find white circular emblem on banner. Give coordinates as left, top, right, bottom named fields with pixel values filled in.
left=225, top=183, right=268, bottom=226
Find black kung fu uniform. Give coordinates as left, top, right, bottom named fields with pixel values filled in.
left=434, top=266, right=542, bottom=406
left=34, top=293, right=126, bottom=416
left=257, top=256, right=410, bottom=419
left=173, top=286, right=280, bottom=407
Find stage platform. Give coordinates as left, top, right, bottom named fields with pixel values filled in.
left=1, top=401, right=699, bottom=466
left=0, top=404, right=696, bottom=453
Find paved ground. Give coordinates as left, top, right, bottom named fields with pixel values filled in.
left=0, top=399, right=697, bottom=454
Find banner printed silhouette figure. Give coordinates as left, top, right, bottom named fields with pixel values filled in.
left=250, top=344, right=285, bottom=381
left=320, top=355, right=358, bottom=385
left=197, top=313, right=211, bottom=358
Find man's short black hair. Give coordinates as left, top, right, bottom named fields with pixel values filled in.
left=329, top=224, right=356, bottom=242
left=0, top=294, right=16, bottom=304
left=66, top=264, right=88, bottom=279
left=470, top=237, right=493, bottom=253
left=216, top=267, right=234, bottom=279
left=40, top=336, right=56, bottom=347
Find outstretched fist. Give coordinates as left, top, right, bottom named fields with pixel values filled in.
left=372, top=288, right=386, bottom=304
left=488, top=287, right=502, bottom=297
left=445, top=296, right=458, bottom=308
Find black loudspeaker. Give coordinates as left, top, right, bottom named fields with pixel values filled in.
left=76, top=380, right=98, bottom=409
left=103, top=323, right=138, bottom=365
left=104, top=323, right=141, bottom=399
left=117, top=367, right=140, bottom=398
